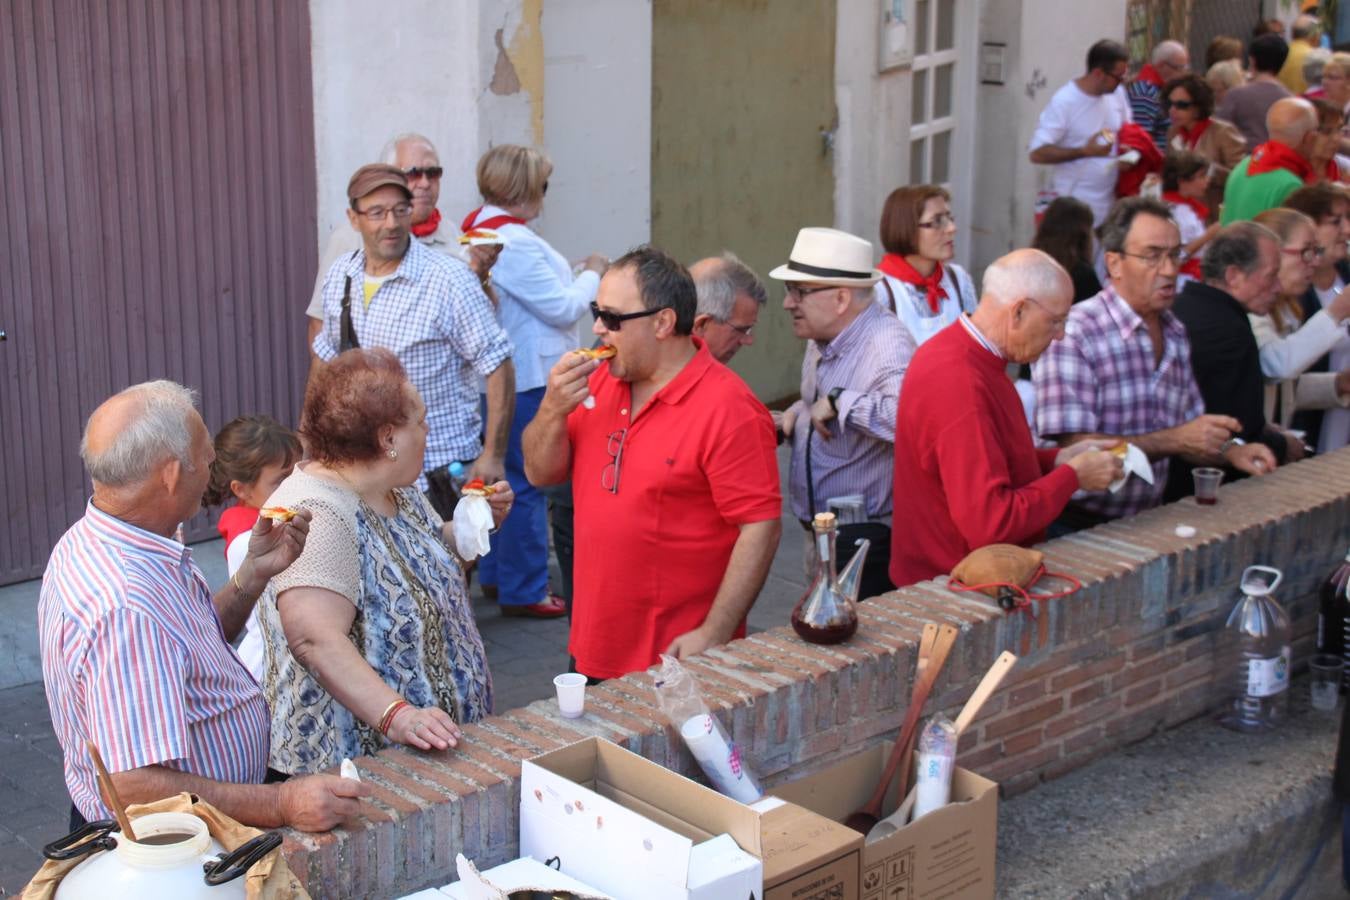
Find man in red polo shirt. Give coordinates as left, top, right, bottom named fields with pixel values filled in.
left=523, top=246, right=782, bottom=680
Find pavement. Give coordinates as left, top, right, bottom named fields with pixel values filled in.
left=0, top=449, right=810, bottom=895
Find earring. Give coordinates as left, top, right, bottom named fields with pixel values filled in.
left=387, top=448, right=398, bottom=460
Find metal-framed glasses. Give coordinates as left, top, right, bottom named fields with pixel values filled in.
left=355, top=203, right=413, bottom=222
left=602, top=428, right=627, bottom=494
left=720, top=320, right=755, bottom=336
left=1120, top=246, right=1184, bottom=268
left=591, top=301, right=662, bottom=331
left=918, top=212, right=956, bottom=229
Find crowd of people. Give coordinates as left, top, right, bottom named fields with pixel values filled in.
left=34, top=16, right=1350, bottom=840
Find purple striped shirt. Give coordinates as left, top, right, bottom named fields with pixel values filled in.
left=38, top=503, right=270, bottom=820
left=788, top=302, right=916, bottom=521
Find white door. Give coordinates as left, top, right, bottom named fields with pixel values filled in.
left=906, top=0, right=977, bottom=268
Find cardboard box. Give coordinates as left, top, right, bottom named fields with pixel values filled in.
left=433, top=856, right=612, bottom=898
left=769, top=744, right=997, bottom=900
left=753, top=796, right=862, bottom=900
left=520, top=737, right=763, bottom=900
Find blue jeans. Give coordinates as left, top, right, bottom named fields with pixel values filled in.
left=478, top=387, right=550, bottom=606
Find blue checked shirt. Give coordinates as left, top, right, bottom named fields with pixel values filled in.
left=313, top=240, right=513, bottom=471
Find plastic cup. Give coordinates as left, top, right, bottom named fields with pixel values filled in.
left=553, top=673, right=586, bottom=718
left=1192, top=467, right=1224, bottom=505
left=1311, top=654, right=1343, bottom=713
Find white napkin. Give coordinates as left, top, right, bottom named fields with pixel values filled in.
left=453, top=494, right=495, bottom=560
left=1108, top=443, right=1154, bottom=493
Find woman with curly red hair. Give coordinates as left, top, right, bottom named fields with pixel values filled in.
left=256, top=348, right=513, bottom=776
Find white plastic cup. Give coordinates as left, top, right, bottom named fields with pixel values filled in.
left=553, top=673, right=587, bottom=718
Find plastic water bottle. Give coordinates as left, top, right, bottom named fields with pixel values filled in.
left=913, top=714, right=957, bottom=820
left=1317, top=549, right=1350, bottom=692
left=1216, top=566, right=1291, bottom=733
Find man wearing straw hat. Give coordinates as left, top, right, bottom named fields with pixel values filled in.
left=771, top=227, right=917, bottom=600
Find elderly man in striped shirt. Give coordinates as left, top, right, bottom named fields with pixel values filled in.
left=771, top=227, right=917, bottom=600
left=39, top=381, right=367, bottom=830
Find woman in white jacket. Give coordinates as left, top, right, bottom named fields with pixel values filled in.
left=1249, top=207, right=1350, bottom=441
left=463, top=145, right=607, bottom=618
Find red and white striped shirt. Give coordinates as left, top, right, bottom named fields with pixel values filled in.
left=39, top=502, right=270, bottom=820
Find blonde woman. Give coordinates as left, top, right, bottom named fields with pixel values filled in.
left=461, top=145, right=607, bottom=618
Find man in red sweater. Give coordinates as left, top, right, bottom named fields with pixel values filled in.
left=890, top=248, right=1123, bottom=587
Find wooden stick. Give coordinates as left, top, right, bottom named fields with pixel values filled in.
left=953, top=651, right=1019, bottom=735
left=88, top=741, right=137, bottom=841
left=892, top=624, right=960, bottom=800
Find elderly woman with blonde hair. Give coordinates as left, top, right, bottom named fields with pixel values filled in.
left=460, top=144, right=607, bottom=619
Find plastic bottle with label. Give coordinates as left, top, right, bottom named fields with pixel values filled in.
left=1317, top=549, right=1350, bottom=692
left=1215, top=565, right=1291, bottom=733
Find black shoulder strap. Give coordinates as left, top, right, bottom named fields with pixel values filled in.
left=881, top=277, right=897, bottom=314
left=339, top=251, right=361, bottom=352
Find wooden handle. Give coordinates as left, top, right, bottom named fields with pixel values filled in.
left=893, top=625, right=960, bottom=800
left=88, top=741, right=137, bottom=842
left=953, top=651, right=1019, bottom=736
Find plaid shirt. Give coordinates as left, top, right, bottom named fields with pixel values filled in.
left=1032, top=284, right=1204, bottom=518
left=314, top=240, right=513, bottom=471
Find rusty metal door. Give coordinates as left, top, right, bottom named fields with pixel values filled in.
left=0, top=0, right=317, bottom=585
left=650, top=0, right=837, bottom=404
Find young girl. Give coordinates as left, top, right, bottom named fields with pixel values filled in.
left=1161, top=150, right=1220, bottom=290
left=202, top=415, right=302, bottom=679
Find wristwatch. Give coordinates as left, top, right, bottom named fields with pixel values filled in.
left=827, top=386, right=844, bottom=414
left=1219, top=436, right=1245, bottom=456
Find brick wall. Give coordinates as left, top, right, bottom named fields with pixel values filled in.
left=284, top=449, right=1350, bottom=898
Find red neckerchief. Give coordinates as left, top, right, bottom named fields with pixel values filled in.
left=1175, top=117, right=1212, bottom=149
left=1323, top=159, right=1342, bottom=184
left=410, top=207, right=442, bottom=238
left=1247, top=141, right=1315, bottom=181
left=1162, top=190, right=1210, bottom=222
left=1134, top=63, right=1164, bottom=88
left=880, top=254, right=946, bottom=313
left=460, top=207, right=528, bottom=233
left=1163, top=191, right=1209, bottom=278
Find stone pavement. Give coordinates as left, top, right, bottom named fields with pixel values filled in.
left=0, top=450, right=810, bottom=895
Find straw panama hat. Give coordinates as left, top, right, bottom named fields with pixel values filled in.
left=769, top=227, right=882, bottom=287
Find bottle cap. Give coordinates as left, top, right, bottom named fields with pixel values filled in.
left=812, top=512, right=837, bottom=531
left=449, top=461, right=465, bottom=477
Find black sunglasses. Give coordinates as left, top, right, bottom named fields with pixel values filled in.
left=403, top=166, right=443, bottom=181
left=1168, top=99, right=1194, bottom=109
left=591, top=301, right=661, bottom=331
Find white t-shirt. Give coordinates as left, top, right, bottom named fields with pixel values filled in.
left=1169, top=201, right=1206, bottom=291
left=226, top=532, right=267, bottom=681
left=1316, top=278, right=1350, bottom=452
left=1029, top=81, right=1132, bottom=225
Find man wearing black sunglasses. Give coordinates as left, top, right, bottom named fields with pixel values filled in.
left=523, top=246, right=782, bottom=682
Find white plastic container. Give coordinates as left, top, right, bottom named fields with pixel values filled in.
left=50, top=811, right=266, bottom=900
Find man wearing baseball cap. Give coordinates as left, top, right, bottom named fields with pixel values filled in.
left=771, top=227, right=917, bottom=600
left=312, top=163, right=515, bottom=516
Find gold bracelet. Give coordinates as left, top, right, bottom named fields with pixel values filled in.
left=230, top=570, right=246, bottom=594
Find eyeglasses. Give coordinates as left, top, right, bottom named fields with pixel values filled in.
left=601, top=428, right=627, bottom=494
left=1167, top=98, right=1195, bottom=109
left=1119, top=246, right=1184, bottom=268
left=918, top=213, right=956, bottom=229
left=1025, top=295, right=1069, bottom=328
left=403, top=166, right=443, bottom=181
left=720, top=321, right=755, bottom=336
left=785, top=284, right=838, bottom=300
left=591, top=301, right=662, bottom=331
left=1283, top=244, right=1326, bottom=262
left=355, top=203, right=413, bottom=222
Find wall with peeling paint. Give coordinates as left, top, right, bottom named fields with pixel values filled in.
left=309, top=0, right=483, bottom=248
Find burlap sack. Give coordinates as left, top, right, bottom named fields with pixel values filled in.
left=22, top=792, right=307, bottom=900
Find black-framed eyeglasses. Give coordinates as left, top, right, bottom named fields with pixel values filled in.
left=355, top=203, right=413, bottom=222
left=602, top=428, right=627, bottom=494
left=591, top=301, right=662, bottom=331
left=403, top=166, right=443, bottom=181
left=784, top=284, right=837, bottom=300
left=918, top=212, right=956, bottom=229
